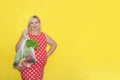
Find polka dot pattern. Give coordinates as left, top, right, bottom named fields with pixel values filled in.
left=20, top=32, right=47, bottom=80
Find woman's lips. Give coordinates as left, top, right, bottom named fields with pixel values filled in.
left=33, top=26, right=37, bottom=29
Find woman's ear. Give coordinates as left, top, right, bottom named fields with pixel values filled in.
left=39, top=23, right=42, bottom=29
left=39, top=23, right=42, bottom=27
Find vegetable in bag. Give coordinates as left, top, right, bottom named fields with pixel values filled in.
left=13, top=36, right=39, bottom=69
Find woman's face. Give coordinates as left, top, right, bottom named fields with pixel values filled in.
left=29, top=18, right=40, bottom=31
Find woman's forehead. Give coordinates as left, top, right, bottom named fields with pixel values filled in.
left=30, top=18, right=39, bottom=22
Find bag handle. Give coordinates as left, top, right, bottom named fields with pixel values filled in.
left=25, top=35, right=30, bottom=40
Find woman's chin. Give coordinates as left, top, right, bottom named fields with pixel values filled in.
left=32, top=27, right=39, bottom=30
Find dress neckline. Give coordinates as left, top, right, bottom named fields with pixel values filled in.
left=28, top=32, right=42, bottom=36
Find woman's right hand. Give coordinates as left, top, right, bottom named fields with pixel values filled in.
left=15, top=29, right=28, bottom=52
left=22, top=29, right=28, bottom=39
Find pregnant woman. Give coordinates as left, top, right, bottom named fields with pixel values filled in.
left=15, top=15, right=57, bottom=80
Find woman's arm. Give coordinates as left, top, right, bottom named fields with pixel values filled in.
left=45, top=33, right=57, bottom=58
left=15, top=29, right=28, bottom=52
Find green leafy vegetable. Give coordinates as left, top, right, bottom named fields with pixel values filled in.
left=26, top=39, right=39, bottom=49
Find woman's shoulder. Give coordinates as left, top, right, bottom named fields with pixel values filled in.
left=41, top=32, right=50, bottom=39
left=41, top=31, right=47, bottom=35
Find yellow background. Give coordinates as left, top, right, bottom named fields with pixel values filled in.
left=0, top=0, right=120, bottom=80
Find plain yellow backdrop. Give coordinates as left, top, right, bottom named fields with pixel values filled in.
left=0, top=0, right=120, bottom=80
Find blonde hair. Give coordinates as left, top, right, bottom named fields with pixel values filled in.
left=27, top=15, right=41, bottom=32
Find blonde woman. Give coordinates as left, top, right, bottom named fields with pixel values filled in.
left=15, top=15, right=57, bottom=80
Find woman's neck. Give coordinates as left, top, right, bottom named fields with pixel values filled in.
left=31, top=30, right=40, bottom=35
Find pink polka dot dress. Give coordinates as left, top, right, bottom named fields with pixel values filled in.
left=20, top=32, right=47, bottom=80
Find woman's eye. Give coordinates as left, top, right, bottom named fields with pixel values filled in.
left=36, top=22, right=39, bottom=24
left=30, top=22, right=33, bottom=24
